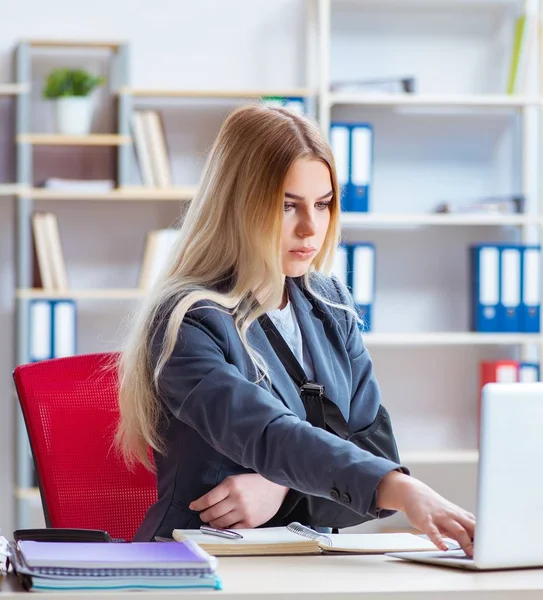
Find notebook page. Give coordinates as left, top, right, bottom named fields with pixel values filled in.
left=325, top=533, right=438, bottom=553
left=173, top=527, right=307, bottom=545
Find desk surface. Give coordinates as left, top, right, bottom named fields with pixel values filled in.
left=3, top=554, right=543, bottom=599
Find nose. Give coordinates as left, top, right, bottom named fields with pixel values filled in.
left=296, top=209, right=316, bottom=237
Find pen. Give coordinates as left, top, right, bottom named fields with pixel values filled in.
left=200, top=525, right=244, bottom=540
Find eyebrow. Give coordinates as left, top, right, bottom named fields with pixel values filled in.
left=284, top=190, right=333, bottom=201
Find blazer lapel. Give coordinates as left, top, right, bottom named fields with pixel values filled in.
left=286, top=278, right=339, bottom=408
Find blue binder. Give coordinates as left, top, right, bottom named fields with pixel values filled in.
left=520, top=245, right=541, bottom=333
left=498, top=245, right=521, bottom=332
left=29, top=299, right=53, bottom=362
left=28, top=299, right=77, bottom=362
left=348, top=124, right=373, bottom=213
left=346, top=243, right=375, bottom=331
left=519, top=362, right=540, bottom=382
left=330, top=124, right=350, bottom=211
left=52, top=299, right=77, bottom=358
left=470, top=245, right=500, bottom=332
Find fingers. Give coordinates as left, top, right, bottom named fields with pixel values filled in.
left=208, top=510, right=239, bottom=529
left=199, top=497, right=236, bottom=524
left=442, top=519, right=475, bottom=557
left=189, top=481, right=230, bottom=512
left=423, top=521, right=449, bottom=552
left=456, top=511, right=476, bottom=539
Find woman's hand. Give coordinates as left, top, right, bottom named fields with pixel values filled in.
left=377, top=471, right=476, bottom=556
left=189, top=474, right=289, bottom=529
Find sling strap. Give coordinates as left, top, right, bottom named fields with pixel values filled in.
left=258, top=313, right=351, bottom=440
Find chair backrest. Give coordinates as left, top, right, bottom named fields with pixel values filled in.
left=13, top=352, right=157, bottom=541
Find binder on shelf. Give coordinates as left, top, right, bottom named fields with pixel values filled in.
left=262, top=96, right=306, bottom=114
left=519, top=362, right=540, bottom=382
left=349, top=124, right=372, bottom=213
left=499, top=245, right=521, bottom=332
left=29, top=299, right=77, bottom=362
left=470, top=245, right=500, bottom=333
left=330, top=123, right=373, bottom=212
left=521, top=245, right=541, bottom=333
left=480, top=360, right=519, bottom=387
left=347, top=243, right=375, bottom=331
left=329, top=124, right=350, bottom=211
left=29, top=300, right=53, bottom=362
left=52, top=300, right=77, bottom=358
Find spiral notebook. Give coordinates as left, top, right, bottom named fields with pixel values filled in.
left=9, top=540, right=221, bottom=591
left=172, top=522, right=438, bottom=556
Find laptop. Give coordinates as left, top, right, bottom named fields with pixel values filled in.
left=388, top=382, right=543, bottom=570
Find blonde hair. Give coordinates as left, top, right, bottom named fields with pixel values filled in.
left=116, top=104, right=348, bottom=469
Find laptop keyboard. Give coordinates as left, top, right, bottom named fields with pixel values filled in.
left=438, top=550, right=471, bottom=560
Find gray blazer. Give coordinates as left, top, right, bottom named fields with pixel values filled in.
left=134, top=275, right=405, bottom=541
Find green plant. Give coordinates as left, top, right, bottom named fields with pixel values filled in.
left=43, top=68, right=104, bottom=99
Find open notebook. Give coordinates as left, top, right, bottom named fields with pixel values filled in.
left=172, top=522, right=438, bottom=556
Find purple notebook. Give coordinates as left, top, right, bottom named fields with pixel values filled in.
left=18, top=540, right=212, bottom=570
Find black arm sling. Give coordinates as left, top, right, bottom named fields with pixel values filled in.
left=257, top=312, right=402, bottom=468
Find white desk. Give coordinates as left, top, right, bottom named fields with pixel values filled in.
left=3, top=554, right=543, bottom=599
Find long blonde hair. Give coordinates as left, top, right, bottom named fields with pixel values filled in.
left=117, top=104, right=344, bottom=469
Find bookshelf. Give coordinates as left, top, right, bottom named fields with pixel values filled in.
left=340, top=213, right=542, bottom=227
left=16, top=134, right=131, bottom=146
left=329, top=93, right=539, bottom=108
left=311, top=0, right=543, bottom=530
left=120, top=87, right=316, bottom=99
left=0, top=184, right=20, bottom=196
left=16, top=288, right=145, bottom=300
left=18, top=186, right=197, bottom=201
left=13, top=39, right=132, bottom=529
left=0, top=83, right=28, bottom=95
left=363, top=332, right=543, bottom=346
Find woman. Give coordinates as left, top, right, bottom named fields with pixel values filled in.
left=117, top=104, right=475, bottom=554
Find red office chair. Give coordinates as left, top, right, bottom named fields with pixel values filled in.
left=13, top=352, right=157, bottom=541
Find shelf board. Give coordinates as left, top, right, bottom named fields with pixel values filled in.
left=329, top=93, right=537, bottom=109
left=333, top=0, right=521, bottom=10
left=15, top=486, right=41, bottom=501
left=401, top=450, right=478, bottom=465
left=16, top=288, right=145, bottom=300
left=26, top=39, right=123, bottom=51
left=17, top=134, right=131, bottom=146
left=19, top=186, right=197, bottom=201
left=340, top=213, right=541, bottom=227
left=0, top=184, right=20, bottom=196
left=120, top=87, right=316, bottom=99
left=363, top=332, right=542, bottom=346
left=0, top=83, right=28, bottom=96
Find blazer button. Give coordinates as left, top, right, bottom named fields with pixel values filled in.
left=329, top=487, right=340, bottom=500
left=340, top=493, right=352, bottom=505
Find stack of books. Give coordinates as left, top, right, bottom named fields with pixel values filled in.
left=8, top=540, right=221, bottom=592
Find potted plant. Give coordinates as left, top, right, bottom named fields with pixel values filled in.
left=43, top=68, right=104, bottom=135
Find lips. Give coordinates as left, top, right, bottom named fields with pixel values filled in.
left=289, top=248, right=317, bottom=259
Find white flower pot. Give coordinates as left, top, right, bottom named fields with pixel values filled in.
left=55, top=97, right=94, bottom=135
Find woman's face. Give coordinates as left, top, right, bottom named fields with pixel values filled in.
left=280, top=158, right=332, bottom=277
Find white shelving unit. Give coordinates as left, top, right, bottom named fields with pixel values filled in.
left=309, top=0, right=542, bottom=515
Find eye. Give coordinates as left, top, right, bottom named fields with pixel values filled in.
left=283, top=202, right=296, bottom=212
left=315, top=201, right=332, bottom=210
